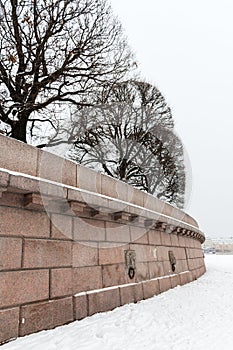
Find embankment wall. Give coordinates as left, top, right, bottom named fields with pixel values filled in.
left=0, top=134, right=206, bottom=344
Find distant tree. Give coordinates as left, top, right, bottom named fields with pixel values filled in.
left=0, top=0, right=133, bottom=142
left=69, top=80, right=186, bottom=208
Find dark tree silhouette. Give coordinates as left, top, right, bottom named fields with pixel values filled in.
left=0, top=0, right=133, bottom=142
left=69, top=80, right=186, bottom=208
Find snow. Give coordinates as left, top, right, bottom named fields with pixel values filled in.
left=2, top=254, right=233, bottom=350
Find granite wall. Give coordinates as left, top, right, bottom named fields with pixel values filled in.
left=0, top=134, right=206, bottom=344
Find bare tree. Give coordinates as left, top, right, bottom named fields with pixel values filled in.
left=0, top=0, right=133, bottom=142
left=69, top=80, right=186, bottom=208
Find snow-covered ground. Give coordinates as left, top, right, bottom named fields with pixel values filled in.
left=2, top=254, right=233, bottom=350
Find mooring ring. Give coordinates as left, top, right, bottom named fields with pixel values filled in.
left=128, top=267, right=135, bottom=279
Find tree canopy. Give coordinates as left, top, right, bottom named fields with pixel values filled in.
left=68, top=80, right=186, bottom=208
left=0, top=0, right=133, bottom=142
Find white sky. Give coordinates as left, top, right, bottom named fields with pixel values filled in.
left=110, top=0, right=233, bottom=238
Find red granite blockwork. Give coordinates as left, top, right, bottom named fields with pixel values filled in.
left=148, top=229, right=162, bottom=245
left=72, top=242, right=98, bottom=267
left=179, top=271, right=193, bottom=286
left=170, top=275, right=181, bottom=288
left=77, top=165, right=101, bottom=194
left=19, top=298, right=74, bottom=336
left=73, top=266, right=103, bottom=294
left=0, top=237, right=22, bottom=270
left=158, top=276, right=172, bottom=293
left=0, top=134, right=206, bottom=344
left=37, top=150, right=77, bottom=187
left=9, top=174, right=41, bottom=194
left=170, top=234, right=179, bottom=247
left=102, top=264, right=128, bottom=287
left=119, top=283, right=144, bottom=305
left=50, top=268, right=73, bottom=298
left=0, top=270, right=49, bottom=309
left=135, top=262, right=150, bottom=282
left=106, top=222, right=131, bottom=243
left=0, top=207, right=50, bottom=238
left=73, top=217, right=106, bottom=241
left=142, top=279, right=160, bottom=299
left=160, top=232, right=172, bottom=246
left=130, top=226, right=149, bottom=244
left=23, top=239, right=72, bottom=268
left=88, top=287, right=121, bottom=316
left=0, top=134, right=38, bottom=176
left=99, top=243, right=129, bottom=265
left=51, top=214, right=73, bottom=240
left=130, top=244, right=155, bottom=263
left=148, top=261, right=164, bottom=279
left=119, top=285, right=135, bottom=305
left=0, top=308, right=19, bottom=344
left=73, top=294, right=88, bottom=320
left=0, top=169, right=9, bottom=188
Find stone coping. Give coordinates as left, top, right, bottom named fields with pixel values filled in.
left=74, top=270, right=190, bottom=297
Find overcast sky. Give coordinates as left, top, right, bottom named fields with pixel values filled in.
left=110, top=0, right=233, bottom=238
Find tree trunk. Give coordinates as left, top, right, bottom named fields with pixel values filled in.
left=11, top=119, right=28, bottom=143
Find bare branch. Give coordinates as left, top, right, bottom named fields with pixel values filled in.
left=68, top=80, right=185, bottom=208
left=0, top=0, right=134, bottom=142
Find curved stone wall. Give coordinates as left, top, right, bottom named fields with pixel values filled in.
left=0, top=134, right=206, bottom=344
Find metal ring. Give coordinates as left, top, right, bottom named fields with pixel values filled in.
left=128, top=267, right=135, bottom=279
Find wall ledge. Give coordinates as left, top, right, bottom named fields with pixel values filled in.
left=0, top=167, right=205, bottom=244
